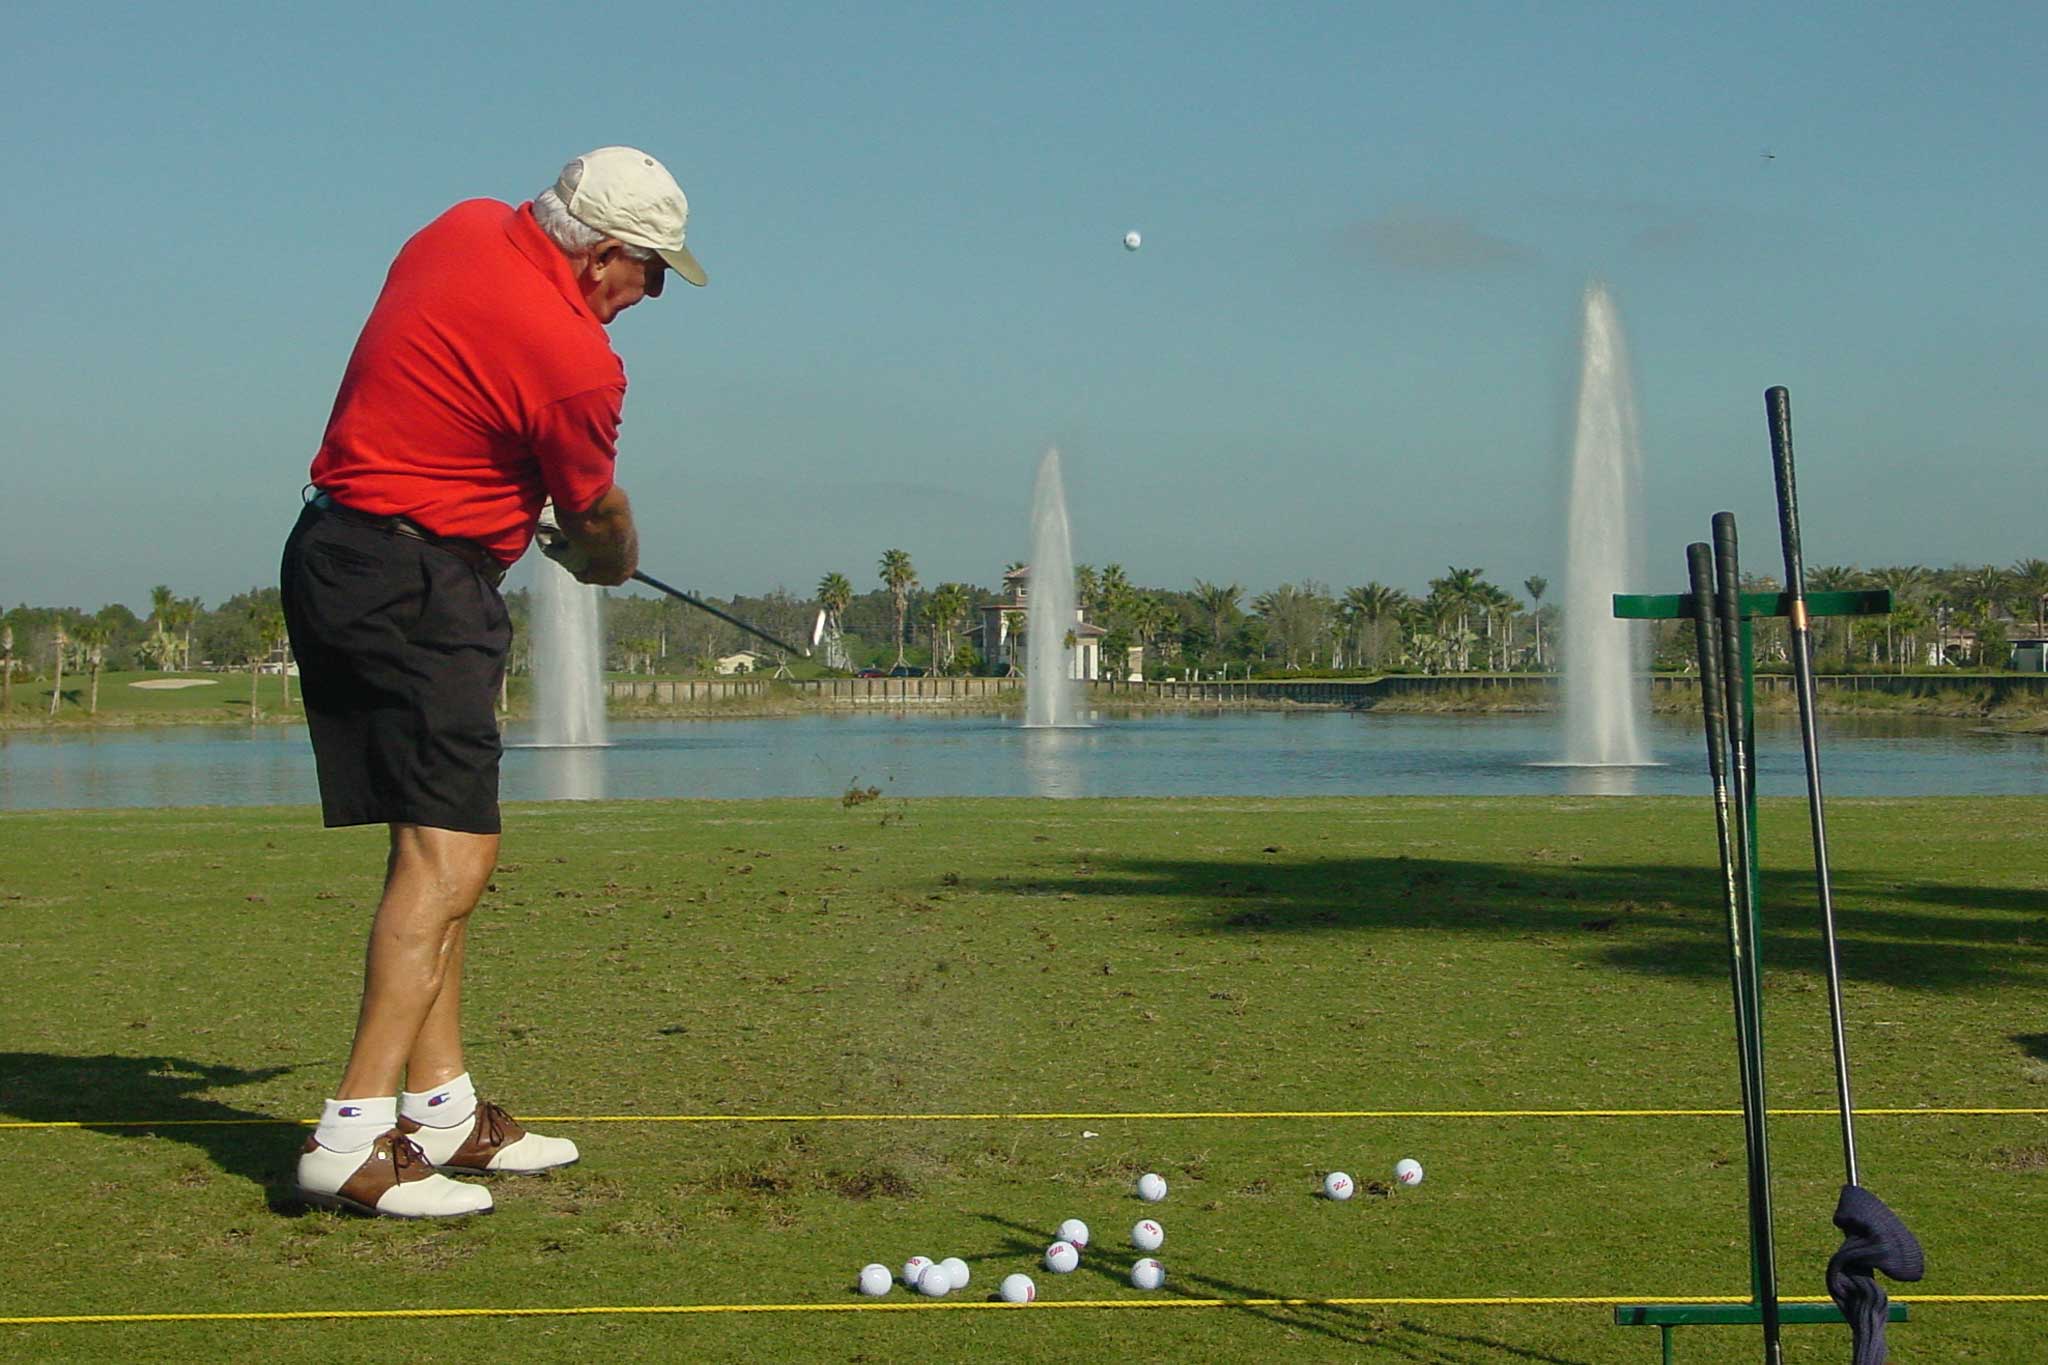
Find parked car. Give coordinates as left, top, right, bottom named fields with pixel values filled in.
left=888, top=665, right=928, bottom=678
left=855, top=668, right=886, bottom=678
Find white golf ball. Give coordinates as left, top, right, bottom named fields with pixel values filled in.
left=1044, top=1240, right=1080, bottom=1274
left=857, top=1263, right=892, bottom=1296
left=1131, top=1257, right=1165, bottom=1290
left=1123, top=229, right=1142, bottom=251
left=999, top=1272, right=1037, bottom=1303
left=1323, top=1171, right=1355, bottom=1201
left=1137, top=1172, right=1167, bottom=1203
left=1395, top=1158, right=1424, bottom=1187
left=1057, top=1218, right=1090, bottom=1250
left=917, top=1263, right=952, bottom=1297
left=902, top=1255, right=934, bottom=1287
left=939, top=1256, right=971, bottom=1290
left=1131, top=1218, right=1164, bottom=1252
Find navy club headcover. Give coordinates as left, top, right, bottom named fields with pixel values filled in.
left=1827, top=1184, right=1924, bottom=1365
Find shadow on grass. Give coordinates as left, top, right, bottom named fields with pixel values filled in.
left=2015, top=1034, right=2048, bottom=1062
left=969, top=1211, right=1593, bottom=1361
left=972, top=853, right=2046, bottom=993
left=0, top=1052, right=308, bottom=1213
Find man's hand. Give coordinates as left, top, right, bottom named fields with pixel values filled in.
left=543, top=486, right=640, bottom=587
left=536, top=517, right=593, bottom=577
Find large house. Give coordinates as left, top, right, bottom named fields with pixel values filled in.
left=972, top=566, right=1104, bottom=679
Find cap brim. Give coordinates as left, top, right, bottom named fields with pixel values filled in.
left=659, top=243, right=707, bottom=287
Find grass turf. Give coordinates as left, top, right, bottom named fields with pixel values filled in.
left=1, top=795, right=2043, bottom=1363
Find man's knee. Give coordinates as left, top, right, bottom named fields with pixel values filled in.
left=390, top=825, right=499, bottom=914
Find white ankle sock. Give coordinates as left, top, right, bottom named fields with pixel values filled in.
left=314, top=1096, right=397, bottom=1152
left=401, top=1072, right=478, bottom=1128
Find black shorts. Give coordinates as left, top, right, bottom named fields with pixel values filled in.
left=280, top=502, right=513, bottom=834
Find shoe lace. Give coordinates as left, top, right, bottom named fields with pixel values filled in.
left=387, top=1130, right=431, bottom=1176
left=474, top=1100, right=510, bottom=1148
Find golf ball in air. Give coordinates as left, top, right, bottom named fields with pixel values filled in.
left=857, top=1263, right=892, bottom=1297
left=918, top=1263, right=952, bottom=1297
left=1131, top=1257, right=1165, bottom=1290
left=902, top=1255, right=934, bottom=1287
left=939, top=1256, right=971, bottom=1290
left=1123, top=230, right=1142, bottom=251
left=1044, top=1240, right=1080, bottom=1274
left=1057, top=1218, right=1091, bottom=1251
left=1137, top=1172, right=1167, bottom=1202
left=1395, top=1158, right=1424, bottom=1187
left=1131, top=1218, right=1164, bottom=1252
left=999, top=1272, right=1037, bottom=1303
left=1324, top=1171, right=1355, bottom=1201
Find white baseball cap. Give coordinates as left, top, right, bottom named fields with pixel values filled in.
left=556, top=145, right=707, bottom=286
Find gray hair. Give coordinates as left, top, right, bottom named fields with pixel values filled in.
left=534, top=158, right=654, bottom=262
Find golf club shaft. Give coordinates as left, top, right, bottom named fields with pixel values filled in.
left=1712, top=513, right=1783, bottom=1359
left=632, top=570, right=811, bottom=658
left=1688, top=543, right=1776, bottom=1317
left=1766, top=384, right=1860, bottom=1188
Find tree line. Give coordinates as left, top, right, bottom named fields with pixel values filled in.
left=6, top=556, right=2044, bottom=710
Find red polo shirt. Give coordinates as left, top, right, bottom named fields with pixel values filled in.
left=309, top=200, right=626, bottom=565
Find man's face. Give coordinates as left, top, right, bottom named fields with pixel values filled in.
left=580, top=243, right=667, bottom=324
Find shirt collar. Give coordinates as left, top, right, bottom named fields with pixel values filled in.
left=505, top=203, right=601, bottom=324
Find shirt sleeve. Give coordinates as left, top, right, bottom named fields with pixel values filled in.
left=531, top=384, right=624, bottom=513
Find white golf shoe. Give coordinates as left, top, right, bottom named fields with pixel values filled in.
left=401, top=1100, right=579, bottom=1175
left=296, top=1128, right=493, bottom=1218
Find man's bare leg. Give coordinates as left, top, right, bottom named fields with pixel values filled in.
left=336, top=824, right=496, bottom=1100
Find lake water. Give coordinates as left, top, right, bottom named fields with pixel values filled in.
left=2, top=710, right=2043, bottom=810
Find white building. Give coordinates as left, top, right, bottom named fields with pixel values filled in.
left=973, top=566, right=1104, bottom=679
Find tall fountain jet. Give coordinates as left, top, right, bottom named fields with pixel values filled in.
left=531, top=555, right=608, bottom=750
left=1023, top=448, right=1079, bottom=729
left=1562, top=281, right=1650, bottom=768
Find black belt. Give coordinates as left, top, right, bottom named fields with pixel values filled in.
left=309, top=492, right=506, bottom=587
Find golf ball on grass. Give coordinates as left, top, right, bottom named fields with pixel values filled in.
left=1131, top=1257, right=1165, bottom=1290
left=939, top=1256, right=971, bottom=1290
left=902, top=1256, right=934, bottom=1287
left=918, top=1264, right=953, bottom=1297
left=1323, top=1171, right=1354, bottom=1201
left=1044, top=1240, right=1080, bottom=1274
left=1131, top=1218, right=1164, bottom=1252
left=1057, top=1218, right=1090, bottom=1251
left=1137, top=1172, right=1167, bottom=1202
left=857, top=1263, right=892, bottom=1297
left=1395, top=1158, right=1424, bottom=1187
left=999, top=1272, right=1037, bottom=1304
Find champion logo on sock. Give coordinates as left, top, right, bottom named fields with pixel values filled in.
left=338, top=1106, right=362, bottom=1118
left=428, top=1094, right=449, bottom=1107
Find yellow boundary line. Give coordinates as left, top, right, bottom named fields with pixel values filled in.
left=4, top=1294, right=2043, bottom=1327
left=4, top=1107, right=2045, bottom=1131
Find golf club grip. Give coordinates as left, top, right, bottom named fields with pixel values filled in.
left=1686, top=544, right=1728, bottom=784
left=1711, top=513, right=1753, bottom=793
left=1765, top=386, right=1807, bottom=603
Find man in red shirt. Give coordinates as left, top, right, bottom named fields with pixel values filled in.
left=281, top=146, right=705, bottom=1218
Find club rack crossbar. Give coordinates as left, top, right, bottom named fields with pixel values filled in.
left=1608, top=585, right=1902, bottom=1364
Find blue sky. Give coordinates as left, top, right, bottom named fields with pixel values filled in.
left=5, top=2, right=2043, bottom=612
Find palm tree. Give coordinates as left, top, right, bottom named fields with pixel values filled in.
left=1, top=623, right=13, bottom=714
left=1867, top=565, right=1928, bottom=667
left=72, top=620, right=110, bottom=715
left=1346, top=583, right=1406, bottom=672
left=148, top=584, right=177, bottom=671
left=48, top=623, right=68, bottom=717
left=918, top=583, right=970, bottom=675
left=1191, top=580, right=1241, bottom=657
left=1427, top=567, right=1488, bottom=670
left=257, top=606, right=291, bottom=709
left=1523, top=575, right=1549, bottom=668
left=2011, top=557, right=2048, bottom=637
left=878, top=549, right=917, bottom=667
left=1072, top=564, right=1099, bottom=613
left=816, top=572, right=854, bottom=671
left=176, top=596, right=203, bottom=670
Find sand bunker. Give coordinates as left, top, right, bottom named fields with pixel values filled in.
left=128, top=678, right=220, bottom=690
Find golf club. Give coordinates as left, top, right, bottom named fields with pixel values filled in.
left=1712, top=511, right=1784, bottom=1365
left=536, top=511, right=815, bottom=658
left=1687, top=542, right=1778, bottom=1351
left=631, top=569, right=817, bottom=660
left=1766, top=385, right=1924, bottom=1365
